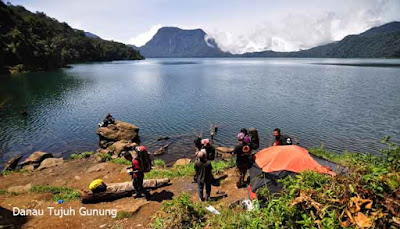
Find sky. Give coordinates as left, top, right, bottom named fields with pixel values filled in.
left=7, top=0, right=400, bottom=54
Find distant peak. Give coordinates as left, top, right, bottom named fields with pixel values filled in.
left=157, top=27, right=205, bottom=34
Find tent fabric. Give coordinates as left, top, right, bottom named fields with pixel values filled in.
left=249, top=164, right=296, bottom=193
left=254, top=145, right=335, bottom=176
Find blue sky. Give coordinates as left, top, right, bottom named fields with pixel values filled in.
left=7, top=0, right=400, bottom=53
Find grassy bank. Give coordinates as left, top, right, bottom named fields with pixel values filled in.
left=151, top=139, right=400, bottom=228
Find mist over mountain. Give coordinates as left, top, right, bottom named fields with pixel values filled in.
left=241, top=21, right=400, bottom=58
left=139, top=27, right=230, bottom=57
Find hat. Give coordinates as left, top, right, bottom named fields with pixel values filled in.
left=137, top=146, right=147, bottom=152
left=201, top=138, right=210, bottom=145
left=237, top=133, right=245, bottom=140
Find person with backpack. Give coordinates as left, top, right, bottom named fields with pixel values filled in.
left=123, top=149, right=151, bottom=200
left=272, top=128, right=293, bottom=146
left=194, top=150, right=213, bottom=201
left=232, top=133, right=252, bottom=188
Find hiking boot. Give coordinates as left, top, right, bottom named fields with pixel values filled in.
left=145, top=193, right=152, bottom=201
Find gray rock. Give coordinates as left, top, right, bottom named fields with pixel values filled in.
left=8, top=183, right=32, bottom=193
left=19, top=151, right=53, bottom=169
left=3, top=154, right=22, bottom=171
left=174, top=158, right=191, bottom=166
left=37, top=158, right=64, bottom=170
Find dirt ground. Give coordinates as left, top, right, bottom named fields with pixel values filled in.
left=0, top=158, right=248, bottom=228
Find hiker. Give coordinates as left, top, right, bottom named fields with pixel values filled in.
left=272, top=128, right=292, bottom=146
left=123, top=150, right=151, bottom=200
left=201, top=138, right=215, bottom=161
left=194, top=135, right=202, bottom=151
left=232, top=133, right=252, bottom=188
left=99, top=113, right=115, bottom=127
left=194, top=150, right=213, bottom=201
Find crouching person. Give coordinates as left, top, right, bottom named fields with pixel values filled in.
left=194, top=150, right=213, bottom=201
left=123, top=151, right=151, bottom=200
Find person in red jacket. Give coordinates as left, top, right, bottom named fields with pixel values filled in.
left=123, top=151, right=151, bottom=200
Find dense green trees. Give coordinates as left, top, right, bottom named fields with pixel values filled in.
left=0, top=2, right=143, bottom=74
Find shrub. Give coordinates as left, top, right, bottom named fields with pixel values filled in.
left=69, top=151, right=94, bottom=160
left=151, top=193, right=205, bottom=229
left=153, top=159, right=166, bottom=168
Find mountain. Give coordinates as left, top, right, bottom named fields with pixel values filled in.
left=0, top=2, right=143, bottom=74
left=84, top=31, right=101, bottom=39
left=73, top=29, right=101, bottom=39
left=128, top=44, right=138, bottom=50
left=140, top=27, right=230, bottom=57
left=241, top=21, right=400, bottom=58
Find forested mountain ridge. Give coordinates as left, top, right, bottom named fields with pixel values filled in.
left=0, top=1, right=143, bottom=74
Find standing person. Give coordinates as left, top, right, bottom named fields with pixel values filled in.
left=272, top=128, right=292, bottom=146
left=194, top=150, right=213, bottom=201
left=194, top=135, right=202, bottom=152
left=233, top=133, right=251, bottom=188
left=201, top=138, right=216, bottom=161
left=123, top=151, right=151, bottom=200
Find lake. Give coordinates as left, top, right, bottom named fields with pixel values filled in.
left=1, top=58, right=400, bottom=165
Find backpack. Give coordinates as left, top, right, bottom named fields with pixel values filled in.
left=137, top=150, right=152, bottom=172
left=249, top=128, right=260, bottom=150
left=281, top=135, right=293, bottom=145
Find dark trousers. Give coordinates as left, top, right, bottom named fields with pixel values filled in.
left=133, top=175, right=150, bottom=198
left=198, top=182, right=211, bottom=201
left=236, top=165, right=248, bottom=188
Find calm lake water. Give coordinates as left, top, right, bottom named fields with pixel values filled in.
left=1, top=58, right=400, bottom=165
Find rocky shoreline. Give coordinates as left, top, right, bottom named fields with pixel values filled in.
left=2, top=120, right=234, bottom=174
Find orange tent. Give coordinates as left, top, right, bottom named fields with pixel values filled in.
left=254, top=145, right=335, bottom=175
left=249, top=145, right=336, bottom=199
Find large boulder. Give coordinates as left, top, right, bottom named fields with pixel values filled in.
left=37, top=158, right=64, bottom=170
left=216, top=147, right=234, bottom=161
left=174, top=158, right=191, bottom=166
left=3, top=154, right=22, bottom=171
left=8, top=183, right=32, bottom=194
left=19, top=151, right=53, bottom=170
left=216, top=147, right=234, bottom=154
left=107, top=140, right=137, bottom=156
left=97, top=121, right=139, bottom=143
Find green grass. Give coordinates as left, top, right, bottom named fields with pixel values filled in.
left=114, top=211, right=134, bottom=220
left=110, top=157, right=131, bottom=165
left=0, top=189, right=18, bottom=196
left=144, top=159, right=235, bottom=179
left=153, top=159, right=166, bottom=168
left=30, top=185, right=80, bottom=201
left=1, top=169, right=30, bottom=176
left=150, top=193, right=206, bottom=229
left=69, top=151, right=94, bottom=160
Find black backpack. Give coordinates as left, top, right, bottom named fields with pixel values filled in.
left=249, top=128, right=260, bottom=150
left=137, top=150, right=152, bottom=173
left=281, top=135, right=293, bottom=145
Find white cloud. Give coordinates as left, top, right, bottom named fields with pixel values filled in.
left=128, top=24, right=163, bottom=47
left=206, top=0, right=395, bottom=54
